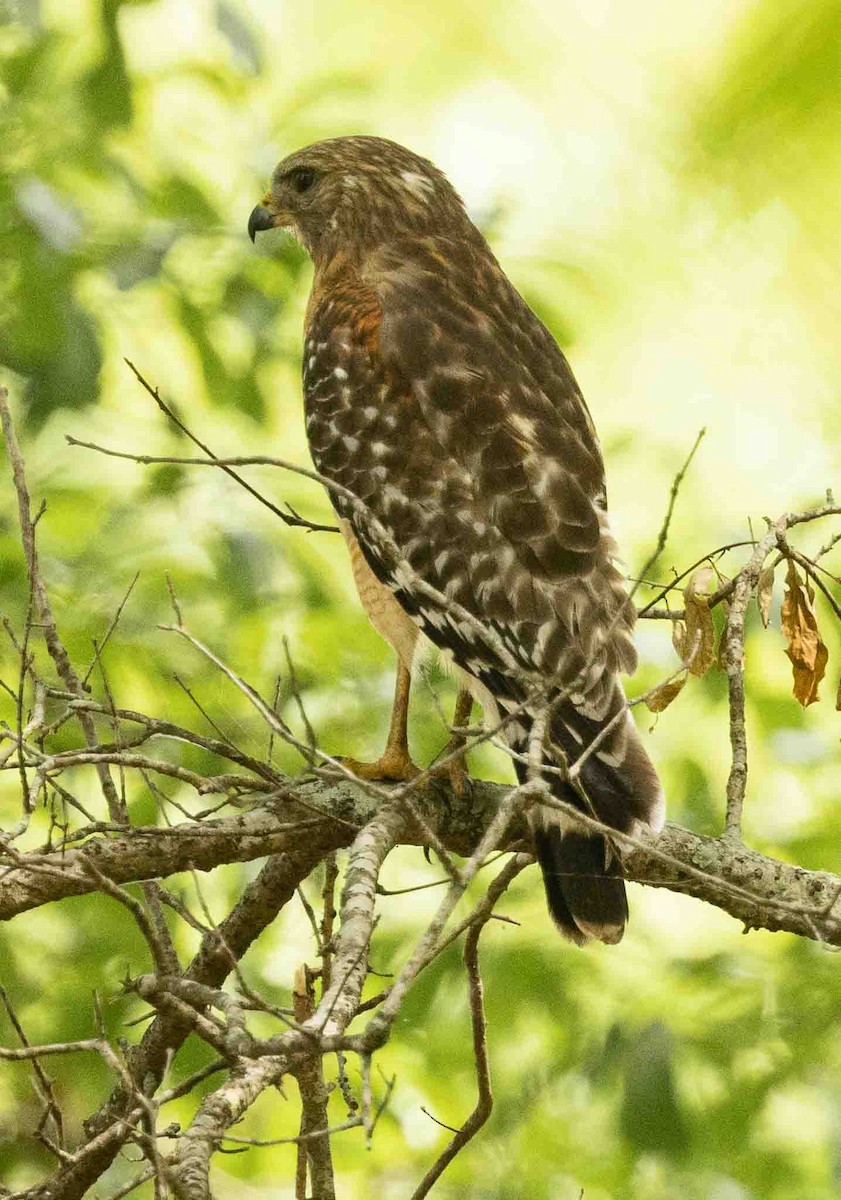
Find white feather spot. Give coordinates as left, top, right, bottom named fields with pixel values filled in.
left=509, top=414, right=536, bottom=440
left=380, top=484, right=404, bottom=507
left=497, top=546, right=516, bottom=571
left=595, top=747, right=623, bottom=768
left=394, top=563, right=415, bottom=590
left=401, top=170, right=434, bottom=199
left=433, top=551, right=451, bottom=574
left=535, top=621, right=555, bottom=655
left=530, top=461, right=562, bottom=502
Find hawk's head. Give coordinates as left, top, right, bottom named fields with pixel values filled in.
left=248, top=136, right=473, bottom=263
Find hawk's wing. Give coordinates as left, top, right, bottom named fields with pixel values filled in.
left=370, top=238, right=637, bottom=710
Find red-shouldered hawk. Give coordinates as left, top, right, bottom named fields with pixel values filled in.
left=249, top=136, right=664, bottom=945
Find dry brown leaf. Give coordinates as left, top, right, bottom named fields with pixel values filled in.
left=757, top=566, right=775, bottom=628
left=645, top=674, right=687, bottom=713
left=836, top=674, right=841, bottom=712
left=781, top=559, right=828, bottom=707
left=671, top=619, right=687, bottom=659
left=675, top=566, right=716, bottom=677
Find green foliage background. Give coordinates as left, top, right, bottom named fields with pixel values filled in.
left=1, top=0, right=841, bottom=1196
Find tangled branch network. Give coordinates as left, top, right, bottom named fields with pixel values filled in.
left=1, top=369, right=840, bottom=1199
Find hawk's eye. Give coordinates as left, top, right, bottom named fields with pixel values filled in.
left=289, top=167, right=316, bottom=195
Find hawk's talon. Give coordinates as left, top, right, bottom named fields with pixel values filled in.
left=339, top=749, right=421, bottom=785
left=434, top=688, right=473, bottom=799
left=338, top=749, right=471, bottom=797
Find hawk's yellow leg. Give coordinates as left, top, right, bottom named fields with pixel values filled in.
left=437, top=686, right=473, bottom=799
left=343, top=666, right=473, bottom=796
left=339, top=517, right=472, bottom=792
left=342, top=659, right=418, bottom=782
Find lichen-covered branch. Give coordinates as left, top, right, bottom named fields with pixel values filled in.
left=4, top=773, right=841, bottom=946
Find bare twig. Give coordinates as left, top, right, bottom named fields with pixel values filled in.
left=123, top=359, right=337, bottom=534
left=82, top=572, right=140, bottom=687
left=0, top=985, right=65, bottom=1150
left=723, top=514, right=793, bottom=841
left=1, top=389, right=123, bottom=821
left=410, top=918, right=494, bottom=1198
left=320, top=853, right=339, bottom=994
left=633, top=427, right=706, bottom=589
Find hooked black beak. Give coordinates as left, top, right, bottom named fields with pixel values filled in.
left=248, top=204, right=276, bottom=243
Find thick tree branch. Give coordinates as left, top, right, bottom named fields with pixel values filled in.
left=292, top=965, right=336, bottom=1200
left=4, top=775, right=841, bottom=946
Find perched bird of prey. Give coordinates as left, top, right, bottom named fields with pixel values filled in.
left=249, top=136, right=664, bottom=944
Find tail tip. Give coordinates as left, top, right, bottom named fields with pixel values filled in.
left=576, top=918, right=625, bottom=945
left=533, top=823, right=629, bottom=947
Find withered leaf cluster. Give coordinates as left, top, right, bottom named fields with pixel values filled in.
left=647, top=555, right=840, bottom=715
left=780, top=560, right=829, bottom=708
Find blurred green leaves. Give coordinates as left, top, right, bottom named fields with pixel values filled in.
left=692, top=0, right=841, bottom=177
left=0, top=0, right=306, bottom=426
left=621, top=1023, right=689, bottom=1157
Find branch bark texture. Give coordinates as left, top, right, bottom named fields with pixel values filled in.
left=3, top=775, right=840, bottom=946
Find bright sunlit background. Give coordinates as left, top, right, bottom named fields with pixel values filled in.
left=1, top=0, right=840, bottom=1196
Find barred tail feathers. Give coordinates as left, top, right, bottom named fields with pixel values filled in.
left=531, top=817, right=628, bottom=945
left=521, top=687, right=664, bottom=945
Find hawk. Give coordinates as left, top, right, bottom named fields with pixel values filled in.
left=249, top=136, right=664, bottom=944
